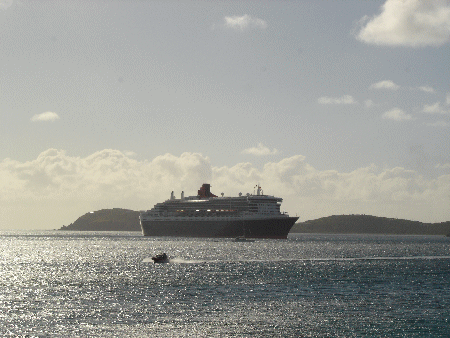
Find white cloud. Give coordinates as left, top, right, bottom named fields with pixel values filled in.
left=0, top=149, right=212, bottom=205
left=446, top=92, right=450, bottom=105
left=418, top=86, right=435, bottom=93
left=318, top=95, right=357, bottom=105
left=364, top=99, right=375, bottom=108
left=224, top=15, right=267, bottom=31
left=426, top=121, right=449, bottom=127
left=241, top=143, right=278, bottom=156
left=369, top=80, right=400, bottom=90
left=423, top=102, right=448, bottom=114
left=355, top=0, right=450, bottom=47
left=0, top=0, right=13, bottom=10
left=382, top=108, right=413, bottom=121
left=1, top=149, right=449, bottom=228
left=123, top=150, right=137, bottom=157
left=435, top=163, right=450, bottom=169
left=31, top=111, right=60, bottom=122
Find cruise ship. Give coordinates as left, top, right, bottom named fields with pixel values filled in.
left=140, top=183, right=298, bottom=239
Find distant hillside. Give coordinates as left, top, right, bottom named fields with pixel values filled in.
left=60, top=209, right=450, bottom=235
left=60, top=208, right=141, bottom=231
left=291, top=214, right=450, bottom=235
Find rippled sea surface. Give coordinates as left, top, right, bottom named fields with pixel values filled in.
left=1, top=231, right=449, bottom=337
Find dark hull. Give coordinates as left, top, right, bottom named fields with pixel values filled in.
left=140, top=217, right=298, bottom=239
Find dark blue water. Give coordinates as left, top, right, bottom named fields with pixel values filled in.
left=1, top=232, right=449, bottom=337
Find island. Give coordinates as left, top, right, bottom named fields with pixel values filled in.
left=291, top=214, right=450, bottom=235
left=60, top=209, right=450, bottom=235
left=60, top=208, right=141, bottom=231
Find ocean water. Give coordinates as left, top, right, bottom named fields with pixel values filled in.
left=1, top=232, right=449, bottom=337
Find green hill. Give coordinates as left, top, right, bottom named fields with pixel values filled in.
left=291, top=214, right=450, bottom=235
left=59, top=208, right=141, bottom=231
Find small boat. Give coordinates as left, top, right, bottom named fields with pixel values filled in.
left=234, top=227, right=255, bottom=242
left=234, top=236, right=255, bottom=242
left=151, top=253, right=169, bottom=263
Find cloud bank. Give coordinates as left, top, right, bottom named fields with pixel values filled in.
left=356, top=0, right=450, bottom=47
left=1, top=149, right=449, bottom=229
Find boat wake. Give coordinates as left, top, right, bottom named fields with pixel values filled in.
left=169, top=257, right=206, bottom=264
left=244, top=256, right=450, bottom=262
left=142, top=257, right=206, bottom=264
left=142, top=255, right=450, bottom=264
left=310, top=255, right=450, bottom=262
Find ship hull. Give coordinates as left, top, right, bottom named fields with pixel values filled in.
left=140, top=217, right=298, bottom=239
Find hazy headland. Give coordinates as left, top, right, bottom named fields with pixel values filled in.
left=59, top=208, right=141, bottom=232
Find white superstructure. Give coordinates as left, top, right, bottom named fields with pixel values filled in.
left=140, top=184, right=290, bottom=222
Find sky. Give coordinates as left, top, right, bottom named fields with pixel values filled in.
left=1, top=0, right=449, bottom=230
